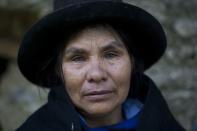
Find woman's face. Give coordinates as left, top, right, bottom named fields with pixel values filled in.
left=62, top=25, right=133, bottom=125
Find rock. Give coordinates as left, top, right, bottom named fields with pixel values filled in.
left=0, top=0, right=52, bottom=20
left=0, top=62, right=48, bottom=130
left=174, top=18, right=197, bottom=37
left=0, top=8, right=39, bottom=40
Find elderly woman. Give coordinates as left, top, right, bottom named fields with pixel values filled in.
left=16, top=0, right=185, bottom=131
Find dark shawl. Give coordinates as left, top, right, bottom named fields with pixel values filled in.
left=16, top=74, right=186, bottom=131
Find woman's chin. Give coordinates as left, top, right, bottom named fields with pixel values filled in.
left=80, top=103, right=120, bottom=118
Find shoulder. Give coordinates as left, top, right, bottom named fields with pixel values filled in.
left=16, top=104, right=51, bottom=131
left=16, top=97, right=82, bottom=131
left=136, top=74, right=186, bottom=131
left=15, top=102, right=72, bottom=131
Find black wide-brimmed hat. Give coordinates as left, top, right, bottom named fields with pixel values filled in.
left=18, top=0, right=167, bottom=88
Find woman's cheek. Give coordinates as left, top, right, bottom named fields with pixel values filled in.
left=108, top=58, right=131, bottom=91
left=108, top=58, right=131, bottom=78
left=62, top=64, right=85, bottom=92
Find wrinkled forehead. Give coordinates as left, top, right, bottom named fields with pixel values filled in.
left=64, top=23, right=128, bottom=50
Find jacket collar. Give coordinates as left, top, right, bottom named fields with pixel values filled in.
left=136, top=75, right=185, bottom=131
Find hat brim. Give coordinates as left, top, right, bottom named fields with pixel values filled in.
left=18, top=1, right=167, bottom=88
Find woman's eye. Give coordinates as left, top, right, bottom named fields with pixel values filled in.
left=71, top=56, right=86, bottom=62
left=104, top=52, right=119, bottom=59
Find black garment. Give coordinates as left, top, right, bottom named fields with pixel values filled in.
left=16, top=75, right=185, bottom=131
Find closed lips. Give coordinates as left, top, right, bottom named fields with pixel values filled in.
left=84, top=90, right=114, bottom=96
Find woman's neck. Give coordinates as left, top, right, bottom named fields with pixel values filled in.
left=82, top=106, right=124, bottom=128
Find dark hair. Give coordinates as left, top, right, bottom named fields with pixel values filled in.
left=55, top=21, right=144, bottom=99
left=109, top=23, right=145, bottom=99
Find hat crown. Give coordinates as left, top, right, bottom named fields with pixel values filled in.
left=53, top=0, right=122, bottom=10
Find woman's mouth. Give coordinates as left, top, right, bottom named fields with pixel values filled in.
left=83, top=90, right=114, bottom=102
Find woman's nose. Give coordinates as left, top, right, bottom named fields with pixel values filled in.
left=86, top=59, right=107, bottom=83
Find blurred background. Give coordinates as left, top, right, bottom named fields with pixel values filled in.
left=0, top=0, right=197, bottom=131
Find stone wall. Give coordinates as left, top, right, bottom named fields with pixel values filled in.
left=124, top=1, right=197, bottom=130
left=0, top=0, right=196, bottom=131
